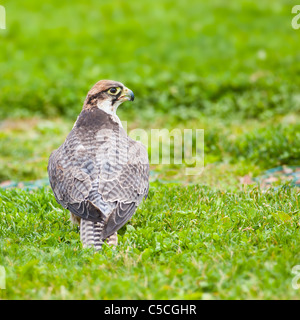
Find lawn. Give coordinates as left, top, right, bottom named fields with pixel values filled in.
left=0, top=0, right=299, bottom=299
left=0, top=184, right=299, bottom=299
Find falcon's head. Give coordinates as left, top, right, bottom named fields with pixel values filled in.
left=83, top=80, right=134, bottom=114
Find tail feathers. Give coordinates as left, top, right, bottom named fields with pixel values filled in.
left=80, top=219, right=105, bottom=251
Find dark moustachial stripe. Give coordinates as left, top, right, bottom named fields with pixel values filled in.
left=85, top=84, right=123, bottom=107
left=111, top=90, right=122, bottom=106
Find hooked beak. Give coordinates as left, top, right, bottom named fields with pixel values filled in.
left=119, top=87, right=134, bottom=102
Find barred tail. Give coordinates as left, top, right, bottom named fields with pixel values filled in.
left=80, top=219, right=105, bottom=251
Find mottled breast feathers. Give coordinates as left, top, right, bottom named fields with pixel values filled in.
left=48, top=108, right=149, bottom=239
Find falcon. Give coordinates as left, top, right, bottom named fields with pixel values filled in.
left=48, top=80, right=149, bottom=250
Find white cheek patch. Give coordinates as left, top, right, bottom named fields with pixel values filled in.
left=97, top=100, right=113, bottom=114
left=97, top=99, right=123, bottom=127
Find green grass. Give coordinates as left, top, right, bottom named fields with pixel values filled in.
left=0, top=114, right=299, bottom=185
left=1, top=0, right=300, bottom=120
left=1, top=0, right=300, bottom=300
left=1, top=0, right=299, bottom=184
left=0, top=184, right=299, bottom=299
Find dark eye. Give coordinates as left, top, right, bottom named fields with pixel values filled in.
left=108, top=87, right=121, bottom=95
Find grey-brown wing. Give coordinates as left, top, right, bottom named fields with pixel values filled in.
left=48, top=127, right=149, bottom=238
left=97, top=133, right=150, bottom=238
left=48, top=129, right=106, bottom=219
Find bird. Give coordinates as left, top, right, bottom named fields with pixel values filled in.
left=48, top=80, right=149, bottom=250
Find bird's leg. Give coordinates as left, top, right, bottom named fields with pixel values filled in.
left=80, top=219, right=105, bottom=251
left=105, top=232, right=118, bottom=246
